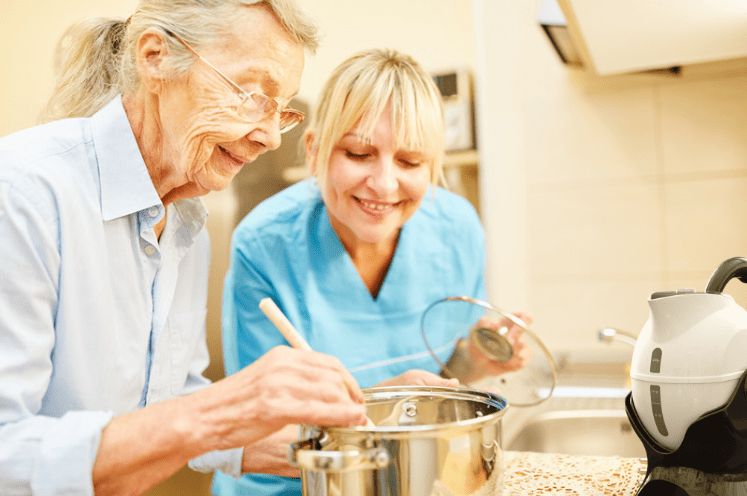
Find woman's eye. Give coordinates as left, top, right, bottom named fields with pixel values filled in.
left=399, top=158, right=422, bottom=168
left=346, top=151, right=369, bottom=160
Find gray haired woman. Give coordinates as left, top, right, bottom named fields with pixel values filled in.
left=0, top=1, right=369, bottom=495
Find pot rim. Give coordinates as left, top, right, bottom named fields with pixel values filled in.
left=303, top=385, right=509, bottom=435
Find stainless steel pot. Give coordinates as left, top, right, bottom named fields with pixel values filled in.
left=289, top=386, right=508, bottom=496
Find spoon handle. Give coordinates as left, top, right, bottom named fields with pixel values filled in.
left=259, top=297, right=376, bottom=428
left=259, top=298, right=311, bottom=351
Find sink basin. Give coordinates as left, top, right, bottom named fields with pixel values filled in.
left=493, top=353, right=646, bottom=458
left=505, top=409, right=646, bottom=458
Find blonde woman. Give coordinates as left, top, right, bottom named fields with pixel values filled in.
left=218, top=48, right=531, bottom=496
left=0, top=1, right=372, bottom=495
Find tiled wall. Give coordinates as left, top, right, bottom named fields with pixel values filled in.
left=474, top=0, right=747, bottom=356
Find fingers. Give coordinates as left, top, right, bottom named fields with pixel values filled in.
left=476, top=311, right=532, bottom=336
left=206, top=346, right=368, bottom=447
left=241, top=424, right=302, bottom=477
left=338, top=367, right=365, bottom=404
left=481, top=386, right=505, bottom=397
left=444, top=377, right=461, bottom=387
left=262, top=346, right=365, bottom=404
left=510, top=311, right=533, bottom=327
left=375, top=369, right=460, bottom=388
left=464, top=309, right=537, bottom=379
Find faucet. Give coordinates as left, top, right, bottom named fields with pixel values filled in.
left=598, top=328, right=637, bottom=389
left=598, top=327, right=637, bottom=348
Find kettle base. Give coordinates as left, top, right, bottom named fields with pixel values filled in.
left=638, top=466, right=747, bottom=496
left=626, top=369, right=747, bottom=496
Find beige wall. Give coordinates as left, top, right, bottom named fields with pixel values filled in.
left=296, top=0, right=476, bottom=103
left=0, top=0, right=139, bottom=136
left=474, top=0, right=747, bottom=358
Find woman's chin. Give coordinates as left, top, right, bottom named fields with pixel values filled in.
left=195, top=161, right=242, bottom=193
left=197, top=175, right=233, bottom=194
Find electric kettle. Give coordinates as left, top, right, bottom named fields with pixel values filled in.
left=630, top=256, right=747, bottom=451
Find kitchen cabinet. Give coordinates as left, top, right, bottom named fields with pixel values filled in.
left=544, top=0, right=747, bottom=76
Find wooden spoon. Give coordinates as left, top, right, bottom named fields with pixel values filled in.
left=259, top=298, right=376, bottom=427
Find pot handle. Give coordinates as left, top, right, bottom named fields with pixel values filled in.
left=705, top=257, right=747, bottom=294
left=288, top=437, right=390, bottom=473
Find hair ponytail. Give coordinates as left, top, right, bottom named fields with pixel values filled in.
left=40, top=17, right=129, bottom=122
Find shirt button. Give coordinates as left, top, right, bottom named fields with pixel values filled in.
left=148, top=206, right=159, bottom=217
left=144, top=245, right=156, bottom=256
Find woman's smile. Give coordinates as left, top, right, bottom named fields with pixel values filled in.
left=218, top=145, right=251, bottom=171
left=355, top=197, right=400, bottom=214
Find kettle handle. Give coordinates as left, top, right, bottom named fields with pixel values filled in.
left=705, top=257, right=747, bottom=294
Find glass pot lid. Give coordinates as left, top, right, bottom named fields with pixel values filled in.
left=421, top=296, right=557, bottom=407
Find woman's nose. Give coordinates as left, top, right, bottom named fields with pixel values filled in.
left=366, top=159, right=398, bottom=193
left=248, top=118, right=282, bottom=151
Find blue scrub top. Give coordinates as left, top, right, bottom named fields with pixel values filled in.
left=215, top=179, right=487, bottom=496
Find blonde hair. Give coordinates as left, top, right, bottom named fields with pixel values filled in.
left=305, top=48, right=445, bottom=189
left=41, top=0, right=319, bottom=122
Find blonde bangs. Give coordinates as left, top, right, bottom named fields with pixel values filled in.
left=309, top=48, right=445, bottom=187
left=389, top=74, right=444, bottom=185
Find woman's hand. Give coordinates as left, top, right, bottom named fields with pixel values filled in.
left=185, top=346, right=368, bottom=454
left=238, top=368, right=460, bottom=476
left=241, top=424, right=301, bottom=477
left=462, top=311, right=534, bottom=383
left=373, top=369, right=459, bottom=388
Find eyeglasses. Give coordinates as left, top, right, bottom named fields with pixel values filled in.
left=165, top=30, right=304, bottom=133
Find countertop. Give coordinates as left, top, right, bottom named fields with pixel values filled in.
left=503, top=451, right=645, bottom=495
left=430, top=450, right=645, bottom=496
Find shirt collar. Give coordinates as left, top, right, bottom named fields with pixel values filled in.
left=91, top=96, right=163, bottom=222
left=172, top=197, right=209, bottom=237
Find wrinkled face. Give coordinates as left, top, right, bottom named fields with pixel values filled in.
left=319, top=104, right=433, bottom=251
left=157, top=5, right=305, bottom=197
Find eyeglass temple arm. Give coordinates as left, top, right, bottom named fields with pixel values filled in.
left=163, top=29, right=248, bottom=97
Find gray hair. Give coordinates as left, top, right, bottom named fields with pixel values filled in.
left=40, top=0, right=319, bottom=122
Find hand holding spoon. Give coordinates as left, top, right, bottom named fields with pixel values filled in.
left=259, top=298, right=376, bottom=427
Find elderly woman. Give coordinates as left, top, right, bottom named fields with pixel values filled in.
left=0, top=1, right=372, bottom=495
left=217, top=47, right=531, bottom=496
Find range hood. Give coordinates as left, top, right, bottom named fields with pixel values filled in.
left=538, top=0, right=747, bottom=76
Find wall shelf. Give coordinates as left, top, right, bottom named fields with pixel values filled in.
left=444, top=149, right=479, bottom=168
left=443, top=149, right=480, bottom=217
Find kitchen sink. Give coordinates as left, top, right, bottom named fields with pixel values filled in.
left=494, top=351, right=648, bottom=459
left=505, top=408, right=646, bottom=458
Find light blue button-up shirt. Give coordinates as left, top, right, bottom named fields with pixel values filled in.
left=0, top=97, right=241, bottom=495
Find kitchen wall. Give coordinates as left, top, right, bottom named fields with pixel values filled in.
left=473, top=0, right=747, bottom=358
left=0, top=0, right=139, bottom=137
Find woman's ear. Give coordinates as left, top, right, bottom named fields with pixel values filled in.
left=136, top=29, right=170, bottom=93
left=304, top=129, right=318, bottom=176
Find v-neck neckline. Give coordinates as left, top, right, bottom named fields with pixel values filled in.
left=319, top=206, right=408, bottom=304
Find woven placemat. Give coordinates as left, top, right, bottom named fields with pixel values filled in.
left=503, top=451, right=645, bottom=495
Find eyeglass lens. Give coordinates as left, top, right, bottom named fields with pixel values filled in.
left=238, top=93, right=303, bottom=133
